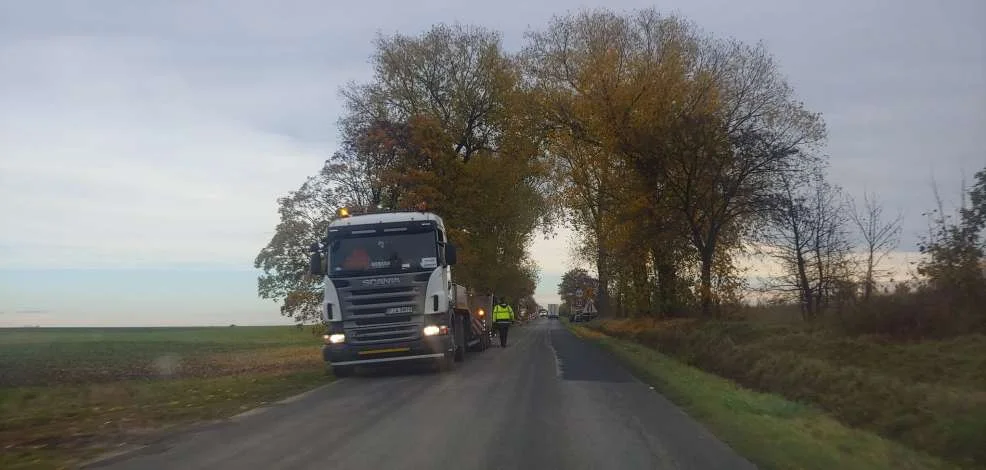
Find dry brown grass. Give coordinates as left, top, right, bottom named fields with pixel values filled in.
left=179, top=346, right=323, bottom=377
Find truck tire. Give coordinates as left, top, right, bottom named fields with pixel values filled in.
left=436, top=351, right=455, bottom=372
left=480, top=324, right=490, bottom=351
left=453, top=314, right=466, bottom=362
left=331, top=365, right=354, bottom=378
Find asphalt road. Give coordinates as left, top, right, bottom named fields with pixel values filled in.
left=91, top=320, right=756, bottom=470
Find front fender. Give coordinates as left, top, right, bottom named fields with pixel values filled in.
left=424, top=267, right=449, bottom=314
left=321, top=281, right=342, bottom=322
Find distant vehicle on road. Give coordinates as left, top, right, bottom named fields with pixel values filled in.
left=547, top=303, right=559, bottom=319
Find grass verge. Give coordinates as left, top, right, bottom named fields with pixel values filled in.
left=566, top=322, right=960, bottom=470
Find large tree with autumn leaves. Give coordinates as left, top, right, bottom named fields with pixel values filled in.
left=524, top=10, right=825, bottom=317
left=256, top=25, right=550, bottom=323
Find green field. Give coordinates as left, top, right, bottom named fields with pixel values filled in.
left=0, top=326, right=328, bottom=469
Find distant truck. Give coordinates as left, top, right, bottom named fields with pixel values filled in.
left=547, top=304, right=559, bottom=319
left=309, top=208, right=491, bottom=376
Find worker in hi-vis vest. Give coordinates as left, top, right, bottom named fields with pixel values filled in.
left=492, top=298, right=516, bottom=347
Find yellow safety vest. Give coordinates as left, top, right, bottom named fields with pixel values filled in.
left=492, top=304, right=514, bottom=322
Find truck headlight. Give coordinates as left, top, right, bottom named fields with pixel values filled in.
left=423, top=325, right=448, bottom=336
left=324, top=333, right=345, bottom=344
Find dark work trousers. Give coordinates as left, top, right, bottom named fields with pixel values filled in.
left=495, top=321, right=511, bottom=347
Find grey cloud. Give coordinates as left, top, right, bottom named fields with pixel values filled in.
left=14, top=309, right=51, bottom=315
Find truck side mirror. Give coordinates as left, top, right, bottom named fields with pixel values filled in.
left=309, top=243, right=325, bottom=276
left=446, top=243, right=458, bottom=266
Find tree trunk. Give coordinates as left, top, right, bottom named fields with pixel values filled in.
left=655, top=260, right=678, bottom=317
left=633, top=261, right=648, bottom=316
left=796, top=253, right=811, bottom=319
left=863, top=249, right=874, bottom=301
left=596, top=242, right=610, bottom=318
left=699, top=249, right=714, bottom=318
left=813, top=245, right=825, bottom=319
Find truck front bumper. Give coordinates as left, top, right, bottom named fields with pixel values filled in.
left=323, top=335, right=452, bottom=366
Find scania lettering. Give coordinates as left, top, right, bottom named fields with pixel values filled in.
left=362, top=278, right=401, bottom=287
left=308, top=208, right=492, bottom=376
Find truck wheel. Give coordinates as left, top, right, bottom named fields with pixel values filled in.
left=436, top=351, right=455, bottom=372
left=453, top=314, right=466, bottom=362
left=331, top=365, right=354, bottom=378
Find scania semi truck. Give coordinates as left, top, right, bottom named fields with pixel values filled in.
left=308, top=207, right=492, bottom=376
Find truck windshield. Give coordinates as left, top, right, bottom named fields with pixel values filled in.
left=328, top=231, right=439, bottom=276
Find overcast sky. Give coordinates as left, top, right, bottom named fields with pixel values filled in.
left=1, top=0, right=983, bottom=326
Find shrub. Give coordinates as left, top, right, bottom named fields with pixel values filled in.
left=841, top=290, right=986, bottom=339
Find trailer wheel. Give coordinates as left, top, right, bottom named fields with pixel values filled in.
left=453, top=314, right=466, bottom=362
left=331, top=365, right=354, bottom=378
left=436, top=351, right=455, bottom=372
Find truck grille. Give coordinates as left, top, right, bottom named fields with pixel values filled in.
left=348, top=322, right=420, bottom=344
left=333, top=273, right=430, bottom=345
